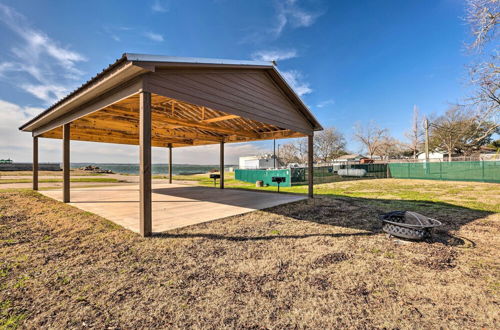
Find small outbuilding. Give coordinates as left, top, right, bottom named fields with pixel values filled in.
left=19, top=53, right=322, bottom=236
left=239, top=154, right=282, bottom=169
left=417, top=152, right=448, bottom=161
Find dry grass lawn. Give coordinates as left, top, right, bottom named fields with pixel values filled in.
left=0, top=179, right=499, bottom=328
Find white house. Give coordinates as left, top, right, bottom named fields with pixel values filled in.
left=417, top=152, right=446, bottom=161
left=333, top=154, right=366, bottom=162
left=239, top=154, right=281, bottom=169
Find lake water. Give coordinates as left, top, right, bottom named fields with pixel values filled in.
left=71, top=163, right=236, bottom=175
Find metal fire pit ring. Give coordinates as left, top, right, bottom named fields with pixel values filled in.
left=379, top=211, right=442, bottom=240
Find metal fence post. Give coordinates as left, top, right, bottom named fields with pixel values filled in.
left=481, top=160, right=485, bottom=182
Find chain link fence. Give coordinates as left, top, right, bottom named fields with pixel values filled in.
left=291, top=163, right=388, bottom=185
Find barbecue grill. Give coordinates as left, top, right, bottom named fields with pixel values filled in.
left=272, top=176, right=286, bottom=192
left=209, top=173, right=221, bottom=187
left=379, top=211, right=442, bottom=240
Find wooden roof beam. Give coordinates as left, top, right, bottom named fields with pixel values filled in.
left=75, top=115, right=223, bottom=142
left=259, top=129, right=305, bottom=139
left=41, top=129, right=193, bottom=147
left=161, top=128, right=223, bottom=142
left=106, top=107, right=260, bottom=139
left=202, top=114, right=240, bottom=123
left=155, top=114, right=259, bottom=138
left=44, top=125, right=195, bottom=145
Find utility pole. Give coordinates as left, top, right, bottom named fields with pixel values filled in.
left=423, top=117, right=430, bottom=162
left=273, top=139, right=276, bottom=169
left=277, top=144, right=280, bottom=168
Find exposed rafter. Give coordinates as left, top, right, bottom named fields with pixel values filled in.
left=110, top=106, right=261, bottom=139
left=38, top=91, right=307, bottom=147
left=202, top=114, right=240, bottom=123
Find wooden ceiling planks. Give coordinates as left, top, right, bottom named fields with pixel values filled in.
left=39, top=92, right=307, bottom=148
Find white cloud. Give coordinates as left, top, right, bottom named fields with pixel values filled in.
left=316, top=99, right=335, bottom=108
left=144, top=31, right=164, bottom=42
left=251, top=49, right=298, bottom=62
left=0, top=62, right=16, bottom=76
left=0, top=99, right=47, bottom=159
left=151, top=0, right=168, bottom=13
left=272, top=0, right=320, bottom=37
left=21, top=84, right=69, bottom=104
left=280, top=70, right=312, bottom=96
left=0, top=4, right=86, bottom=104
left=240, top=0, right=321, bottom=44
left=102, top=25, right=133, bottom=42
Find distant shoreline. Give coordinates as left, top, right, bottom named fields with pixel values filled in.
left=70, top=163, right=237, bottom=175
left=1, top=162, right=238, bottom=175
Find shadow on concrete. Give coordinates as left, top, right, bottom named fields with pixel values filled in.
left=66, top=185, right=305, bottom=208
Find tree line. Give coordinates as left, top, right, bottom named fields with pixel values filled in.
left=279, top=0, right=499, bottom=164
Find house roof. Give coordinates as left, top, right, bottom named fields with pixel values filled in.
left=336, top=154, right=364, bottom=160
left=240, top=154, right=277, bottom=161
left=19, top=53, right=322, bottom=132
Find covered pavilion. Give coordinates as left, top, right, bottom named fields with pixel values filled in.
left=19, top=54, right=323, bottom=236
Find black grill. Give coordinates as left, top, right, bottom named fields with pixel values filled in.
left=210, top=174, right=221, bottom=187
left=272, top=176, right=286, bottom=192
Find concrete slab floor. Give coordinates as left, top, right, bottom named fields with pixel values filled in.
left=40, top=184, right=307, bottom=233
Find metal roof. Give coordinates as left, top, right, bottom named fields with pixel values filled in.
left=125, top=53, right=274, bottom=67
left=19, top=53, right=322, bottom=132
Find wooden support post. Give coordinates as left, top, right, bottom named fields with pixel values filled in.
left=168, top=143, right=173, bottom=184
left=308, top=134, right=314, bottom=199
left=32, top=136, right=38, bottom=191
left=139, top=91, right=152, bottom=237
left=220, top=141, right=224, bottom=189
left=62, top=123, right=70, bottom=202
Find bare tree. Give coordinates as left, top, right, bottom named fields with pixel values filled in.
left=278, top=143, right=300, bottom=165
left=404, top=105, right=424, bottom=159
left=353, top=121, right=388, bottom=158
left=313, top=127, right=346, bottom=162
left=466, top=0, right=499, bottom=51
left=465, top=0, right=499, bottom=127
left=429, top=106, right=499, bottom=161
left=295, top=138, right=308, bottom=163
left=378, top=136, right=405, bottom=160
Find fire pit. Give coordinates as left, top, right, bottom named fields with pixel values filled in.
left=379, top=211, right=442, bottom=240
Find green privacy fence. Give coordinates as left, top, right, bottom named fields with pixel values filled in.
left=389, top=161, right=500, bottom=183
left=235, top=169, right=292, bottom=187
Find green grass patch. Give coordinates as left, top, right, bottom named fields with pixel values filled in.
left=0, top=300, right=26, bottom=329
left=0, top=178, right=120, bottom=184
left=172, top=174, right=500, bottom=213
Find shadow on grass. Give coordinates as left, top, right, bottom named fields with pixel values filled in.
left=153, top=231, right=374, bottom=241
left=154, top=193, right=491, bottom=247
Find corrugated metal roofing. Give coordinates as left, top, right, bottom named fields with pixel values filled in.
left=19, top=54, right=277, bottom=131
left=125, top=53, right=274, bottom=67
left=19, top=53, right=322, bottom=131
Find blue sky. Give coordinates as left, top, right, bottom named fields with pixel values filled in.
left=0, top=0, right=474, bottom=164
